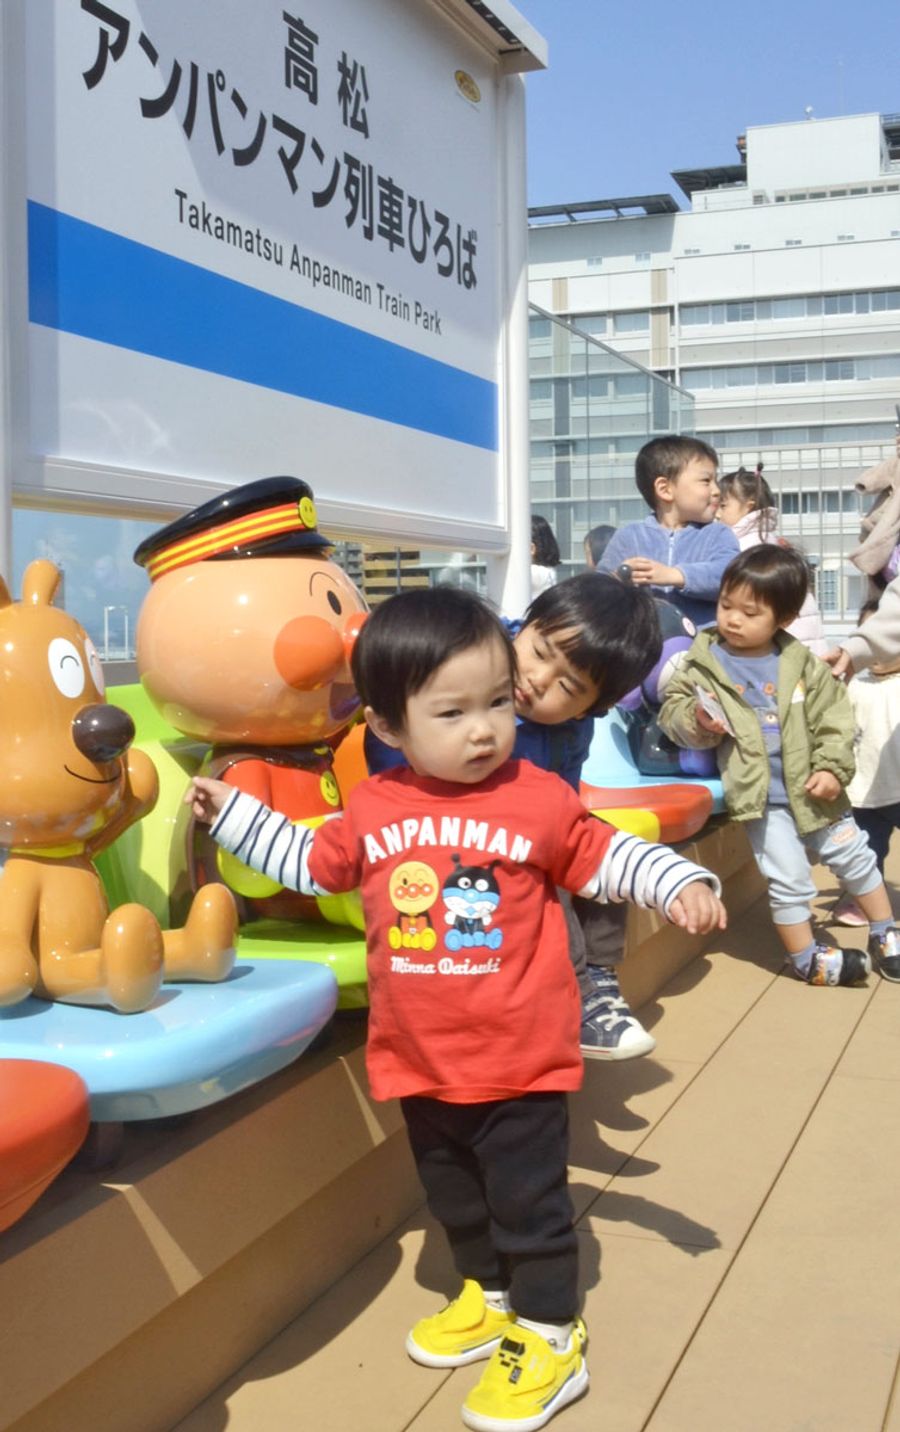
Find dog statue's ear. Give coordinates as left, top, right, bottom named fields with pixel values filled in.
left=0, top=574, right=10, bottom=610
left=21, top=560, right=60, bottom=608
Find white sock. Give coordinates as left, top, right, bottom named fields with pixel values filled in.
left=517, top=1315, right=574, bottom=1348
left=482, top=1288, right=512, bottom=1312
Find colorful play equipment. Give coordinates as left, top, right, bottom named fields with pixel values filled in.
left=580, top=706, right=724, bottom=845
left=102, top=682, right=370, bottom=1008
left=0, top=1059, right=90, bottom=1231
left=0, top=960, right=338, bottom=1123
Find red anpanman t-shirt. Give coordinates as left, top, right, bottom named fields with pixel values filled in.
left=308, top=761, right=615, bottom=1102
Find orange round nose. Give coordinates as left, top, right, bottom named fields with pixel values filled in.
left=274, top=616, right=346, bottom=690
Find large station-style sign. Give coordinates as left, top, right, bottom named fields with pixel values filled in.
left=6, top=0, right=544, bottom=551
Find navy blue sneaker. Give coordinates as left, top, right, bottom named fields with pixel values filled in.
left=580, top=967, right=656, bottom=1061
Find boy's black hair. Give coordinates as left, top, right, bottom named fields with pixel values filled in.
left=522, top=573, right=662, bottom=713
left=351, top=585, right=515, bottom=732
left=584, top=523, right=617, bottom=567
left=531, top=513, right=561, bottom=567
left=635, top=435, right=719, bottom=508
left=719, top=545, right=809, bottom=627
left=858, top=596, right=881, bottom=624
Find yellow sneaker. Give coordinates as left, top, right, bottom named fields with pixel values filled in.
left=461, top=1318, right=589, bottom=1431
left=406, top=1280, right=515, bottom=1368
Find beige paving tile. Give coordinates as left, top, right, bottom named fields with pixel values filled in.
left=409, top=1228, right=733, bottom=1432
left=642, top=907, right=784, bottom=1067
left=173, top=1216, right=459, bottom=1432
left=836, top=978, right=900, bottom=1081
left=569, top=1057, right=703, bottom=1217
left=884, top=1378, right=900, bottom=1432
left=587, top=974, right=877, bottom=1252
left=645, top=1072, right=900, bottom=1432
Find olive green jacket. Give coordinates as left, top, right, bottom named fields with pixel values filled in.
left=658, top=630, right=855, bottom=834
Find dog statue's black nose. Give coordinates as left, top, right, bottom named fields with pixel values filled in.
left=71, top=704, right=135, bottom=763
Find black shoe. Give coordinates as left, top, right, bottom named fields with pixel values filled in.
left=797, top=943, right=870, bottom=986
left=868, top=926, right=900, bottom=982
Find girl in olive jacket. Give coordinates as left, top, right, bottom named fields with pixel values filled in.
left=659, top=546, right=900, bottom=987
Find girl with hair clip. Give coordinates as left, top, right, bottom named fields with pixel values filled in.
left=717, top=463, right=827, bottom=657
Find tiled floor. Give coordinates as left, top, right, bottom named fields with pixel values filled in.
left=175, top=871, right=900, bottom=1432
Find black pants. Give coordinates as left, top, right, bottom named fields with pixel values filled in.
left=561, top=891, right=628, bottom=1001
left=401, top=1092, right=578, bottom=1322
left=854, top=802, right=900, bottom=873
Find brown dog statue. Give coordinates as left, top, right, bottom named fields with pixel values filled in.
left=0, top=560, right=237, bottom=1013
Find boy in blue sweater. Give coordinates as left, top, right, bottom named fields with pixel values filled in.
left=367, top=574, right=664, bottom=1059
left=599, top=436, right=739, bottom=628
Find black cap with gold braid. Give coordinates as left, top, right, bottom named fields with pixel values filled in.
left=134, top=477, right=330, bottom=581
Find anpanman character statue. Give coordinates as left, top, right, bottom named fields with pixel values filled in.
left=134, top=476, right=368, bottom=922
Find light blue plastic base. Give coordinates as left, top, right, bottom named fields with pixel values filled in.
left=582, top=708, right=726, bottom=813
left=0, top=960, right=338, bottom=1122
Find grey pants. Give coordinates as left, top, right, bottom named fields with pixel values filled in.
left=561, top=891, right=628, bottom=1000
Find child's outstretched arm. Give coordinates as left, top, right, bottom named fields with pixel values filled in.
left=579, top=827, right=727, bottom=934
left=184, top=779, right=352, bottom=896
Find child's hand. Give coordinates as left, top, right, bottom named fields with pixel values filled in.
left=620, top=557, right=683, bottom=589
left=695, top=703, right=728, bottom=736
left=823, top=647, right=854, bottom=681
left=805, top=770, right=841, bottom=801
left=668, top=881, right=728, bottom=935
left=185, top=775, right=234, bottom=824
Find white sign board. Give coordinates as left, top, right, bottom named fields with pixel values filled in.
left=3, top=0, right=543, bottom=558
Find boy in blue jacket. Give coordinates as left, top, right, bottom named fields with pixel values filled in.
left=599, top=435, right=739, bottom=628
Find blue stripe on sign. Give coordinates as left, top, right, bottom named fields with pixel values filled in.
left=27, top=200, right=498, bottom=452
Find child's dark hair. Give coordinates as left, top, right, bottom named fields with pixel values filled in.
left=351, top=585, right=515, bottom=732
left=635, top=435, right=719, bottom=508
left=858, top=597, right=881, bottom=624
left=523, top=573, right=662, bottom=712
left=719, top=546, right=808, bottom=627
left=584, top=523, right=617, bottom=567
left=531, top=513, right=561, bottom=567
left=719, top=463, right=777, bottom=538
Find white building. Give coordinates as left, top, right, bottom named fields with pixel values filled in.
left=528, top=111, right=900, bottom=623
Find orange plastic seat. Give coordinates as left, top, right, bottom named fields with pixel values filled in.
left=0, top=1059, right=90, bottom=1232
left=581, top=781, right=714, bottom=846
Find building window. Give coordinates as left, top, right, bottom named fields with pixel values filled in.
left=587, top=256, right=603, bottom=268
left=817, top=568, right=839, bottom=613
left=785, top=238, right=802, bottom=247
left=613, top=311, right=650, bottom=334
left=684, top=354, right=900, bottom=390
left=733, top=243, right=750, bottom=251
left=837, top=234, right=855, bottom=242
left=681, top=288, right=900, bottom=328
left=573, top=313, right=608, bottom=336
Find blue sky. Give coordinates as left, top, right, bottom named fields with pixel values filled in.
left=520, top=0, right=900, bottom=207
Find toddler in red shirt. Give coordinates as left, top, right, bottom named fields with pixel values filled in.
left=187, top=586, right=725, bottom=1432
